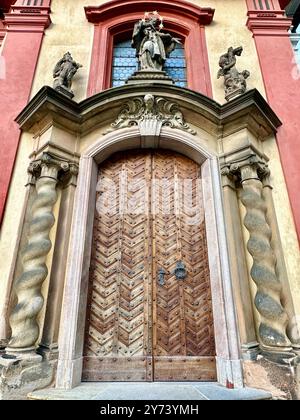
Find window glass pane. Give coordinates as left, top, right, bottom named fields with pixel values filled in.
left=111, top=40, right=187, bottom=88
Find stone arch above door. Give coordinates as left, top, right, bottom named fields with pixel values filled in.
left=53, top=124, right=242, bottom=390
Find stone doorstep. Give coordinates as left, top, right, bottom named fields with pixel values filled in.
left=28, top=383, right=272, bottom=401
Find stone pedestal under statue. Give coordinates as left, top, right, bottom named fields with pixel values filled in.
left=126, top=69, right=174, bottom=85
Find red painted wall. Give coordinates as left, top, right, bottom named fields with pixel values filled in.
left=256, top=37, right=300, bottom=238
left=0, top=2, right=51, bottom=224
left=247, top=1, right=300, bottom=242
left=0, top=33, right=42, bottom=217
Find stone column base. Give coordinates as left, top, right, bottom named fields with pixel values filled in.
left=225, top=88, right=245, bottom=102
left=53, top=84, right=75, bottom=100
left=0, top=355, right=56, bottom=400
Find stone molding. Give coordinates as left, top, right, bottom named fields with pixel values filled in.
left=246, top=0, right=292, bottom=36
left=9, top=83, right=291, bottom=393
left=0, top=24, right=5, bottom=47
left=221, top=154, right=270, bottom=184
left=3, top=4, right=51, bottom=34
left=85, top=0, right=214, bottom=25
left=15, top=86, right=282, bottom=141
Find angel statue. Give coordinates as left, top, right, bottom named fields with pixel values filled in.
left=53, top=52, right=82, bottom=97
left=217, top=46, right=250, bottom=101
left=132, top=11, right=181, bottom=72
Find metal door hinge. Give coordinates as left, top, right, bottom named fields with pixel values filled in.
left=158, top=268, right=166, bottom=286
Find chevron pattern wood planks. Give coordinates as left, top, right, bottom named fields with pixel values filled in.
left=82, top=150, right=216, bottom=382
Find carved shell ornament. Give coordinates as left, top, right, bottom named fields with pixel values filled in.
left=107, top=94, right=196, bottom=135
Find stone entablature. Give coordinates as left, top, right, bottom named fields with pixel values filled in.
left=16, top=85, right=281, bottom=140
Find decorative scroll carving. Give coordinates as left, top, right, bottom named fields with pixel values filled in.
left=108, top=94, right=196, bottom=136
left=221, top=157, right=292, bottom=352
left=217, top=46, right=250, bottom=102
left=6, top=154, right=76, bottom=354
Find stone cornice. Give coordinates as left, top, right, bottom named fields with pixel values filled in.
left=85, top=0, right=214, bottom=26
left=15, top=85, right=281, bottom=140
left=247, top=10, right=292, bottom=36
left=4, top=6, right=51, bottom=33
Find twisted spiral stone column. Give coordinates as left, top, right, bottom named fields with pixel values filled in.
left=239, top=163, right=291, bottom=351
left=6, top=155, right=67, bottom=354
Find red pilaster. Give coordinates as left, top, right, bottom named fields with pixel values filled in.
left=246, top=0, right=300, bottom=242
left=0, top=0, right=51, bottom=224
left=0, top=20, right=5, bottom=47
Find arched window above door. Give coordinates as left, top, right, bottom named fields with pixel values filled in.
left=85, top=0, right=214, bottom=97
left=112, top=39, right=187, bottom=88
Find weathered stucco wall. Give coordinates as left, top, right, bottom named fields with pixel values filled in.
left=0, top=0, right=299, bottom=347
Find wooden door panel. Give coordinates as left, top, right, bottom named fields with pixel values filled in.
left=82, top=356, right=152, bottom=382
left=83, top=152, right=153, bottom=382
left=154, top=357, right=216, bottom=381
left=152, top=152, right=216, bottom=381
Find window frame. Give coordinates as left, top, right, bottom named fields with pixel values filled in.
left=85, top=1, right=214, bottom=97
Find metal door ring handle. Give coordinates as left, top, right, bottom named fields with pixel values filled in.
left=174, top=261, right=187, bottom=280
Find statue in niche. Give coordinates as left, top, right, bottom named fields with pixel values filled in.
left=132, top=11, right=181, bottom=72
left=217, top=46, right=250, bottom=101
left=53, top=52, right=82, bottom=98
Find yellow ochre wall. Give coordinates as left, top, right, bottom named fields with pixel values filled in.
left=0, top=0, right=299, bottom=343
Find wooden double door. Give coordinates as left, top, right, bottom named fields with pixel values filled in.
left=83, top=150, right=216, bottom=382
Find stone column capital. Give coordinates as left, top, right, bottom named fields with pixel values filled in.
left=221, top=155, right=270, bottom=184
left=27, top=153, right=79, bottom=186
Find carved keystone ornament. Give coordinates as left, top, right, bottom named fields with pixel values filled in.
left=108, top=94, right=196, bottom=136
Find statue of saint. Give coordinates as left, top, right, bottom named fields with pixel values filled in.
left=217, top=46, right=250, bottom=101
left=132, top=11, right=181, bottom=71
left=53, top=52, right=82, bottom=96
